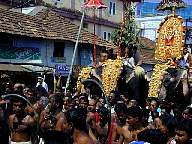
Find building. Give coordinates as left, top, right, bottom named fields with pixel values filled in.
left=0, top=8, right=114, bottom=75
left=41, top=0, right=123, bottom=41
left=136, top=0, right=192, bottom=43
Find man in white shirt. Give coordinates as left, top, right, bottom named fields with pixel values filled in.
left=36, top=76, right=48, bottom=93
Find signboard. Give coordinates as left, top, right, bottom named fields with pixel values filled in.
left=55, top=64, right=70, bottom=76
left=0, top=39, right=41, bottom=60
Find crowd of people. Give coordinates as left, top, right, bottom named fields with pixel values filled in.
left=0, top=45, right=191, bottom=144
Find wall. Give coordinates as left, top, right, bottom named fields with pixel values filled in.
left=44, top=40, right=79, bottom=67
left=43, top=0, right=123, bottom=25
left=136, top=16, right=165, bottom=41
left=69, top=19, right=115, bottom=40
left=102, top=0, right=123, bottom=23
left=0, top=3, right=10, bottom=9
left=0, top=34, right=81, bottom=68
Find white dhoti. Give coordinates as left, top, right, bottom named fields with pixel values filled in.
left=10, top=141, right=31, bottom=144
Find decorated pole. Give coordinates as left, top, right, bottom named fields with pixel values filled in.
left=66, top=0, right=107, bottom=92
left=118, top=0, right=141, bottom=56
left=82, top=0, right=107, bottom=66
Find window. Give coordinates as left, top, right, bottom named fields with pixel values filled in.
left=103, top=32, right=111, bottom=41
left=83, top=23, right=88, bottom=29
left=109, top=1, right=116, bottom=15
left=113, top=3, right=116, bottom=15
left=140, top=29, right=145, bottom=37
left=109, top=2, right=112, bottom=15
left=108, top=32, right=111, bottom=41
left=103, top=32, right=107, bottom=40
left=53, top=41, right=65, bottom=57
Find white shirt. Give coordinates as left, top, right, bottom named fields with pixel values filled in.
left=36, top=81, right=48, bottom=92
left=123, top=57, right=135, bottom=68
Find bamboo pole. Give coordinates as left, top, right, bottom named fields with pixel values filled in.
left=65, top=11, right=85, bottom=93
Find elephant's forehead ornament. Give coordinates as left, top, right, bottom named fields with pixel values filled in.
left=148, top=14, right=185, bottom=98
left=77, top=58, right=123, bottom=96
left=101, top=58, right=123, bottom=96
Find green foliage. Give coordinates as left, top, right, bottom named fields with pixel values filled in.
left=111, top=4, right=140, bottom=49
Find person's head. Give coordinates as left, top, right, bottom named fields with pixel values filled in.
left=24, top=87, right=36, bottom=103
left=12, top=97, right=27, bottom=116
left=175, top=119, right=192, bottom=144
left=126, top=106, right=143, bottom=126
left=87, top=99, right=96, bottom=112
left=128, top=99, right=138, bottom=107
left=100, top=49, right=108, bottom=62
left=109, top=91, right=116, bottom=105
left=150, top=100, right=158, bottom=112
left=37, top=76, right=43, bottom=84
left=79, top=94, right=88, bottom=110
left=115, top=102, right=127, bottom=125
left=107, top=48, right=114, bottom=59
left=65, top=108, right=88, bottom=134
left=14, top=83, right=24, bottom=94
left=48, top=93, right=63, bottom=111
left=124, top=47, right=134, bottom=58
left=98, top=97, right=105, bottom=108
left=182, top=105, right=192, bottom=120
left=183, top=47, right=188, bottom=55
left=120, top=93, right=129, bottom=104
left=63, top=96, right=72, bottom=111
left=154, top=114, right=177, bottom=135
left=137, top=129, right=168, bottom=144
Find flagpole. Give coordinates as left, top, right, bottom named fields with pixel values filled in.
left=65, top=11, right=85, bottom=94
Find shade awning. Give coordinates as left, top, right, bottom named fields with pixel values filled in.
left=0, top=64, right=31, bottom=72
left=21, top=65, right=53, bottom=73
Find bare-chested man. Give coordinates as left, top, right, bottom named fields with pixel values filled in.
left=119, top=106, right=144, bottom=144
left=86, top=99, right=98, bottom=143
left=39, top=93, right=71, bottom=144
left=8, top=97, right=35, bottom=144
left=111, top=102, right=128, bottom=144
left=65, top=108, right=93, bottom=144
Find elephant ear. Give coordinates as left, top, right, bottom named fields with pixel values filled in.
left=81, top=78, right=103, bottom=96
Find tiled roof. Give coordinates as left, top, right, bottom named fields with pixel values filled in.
left=140, top=37, right=156, bottom=64
left=0, top=8, right=115, bottom=48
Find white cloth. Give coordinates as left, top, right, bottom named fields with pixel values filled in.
left=123, top=57, right=135, bottom=68
left=11, top=141, right=31, bottom=144
left=36, top=82, right=48, bottom=92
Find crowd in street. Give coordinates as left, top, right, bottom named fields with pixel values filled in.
left=0, top=45, right=192, bottom=144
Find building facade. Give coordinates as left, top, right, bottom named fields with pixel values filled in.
left=42, top=0, right=123, bottom=41
left=0, top=8, right=114, bottom=73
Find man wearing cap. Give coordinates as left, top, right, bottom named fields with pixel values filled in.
left=36, top=76, right=48, bottom=93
